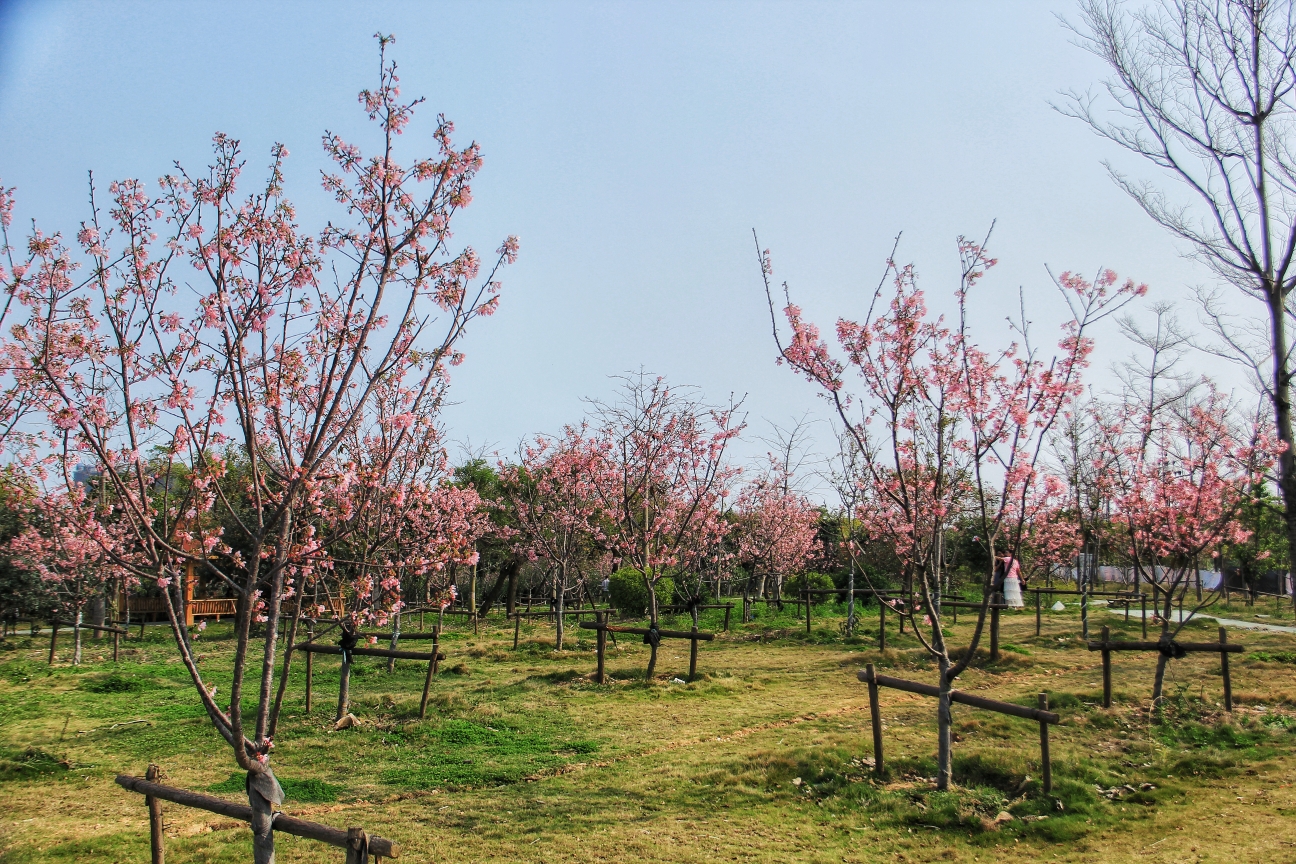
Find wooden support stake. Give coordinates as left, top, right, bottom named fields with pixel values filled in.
left=418, top=630, right=441, bottom=720
left=866, top=663, right=883, bottom=776
left=989, top=607, right=1000, bottom=662
left=805, top=594, right=812, bottom=634
left=1035, top=590, right=1042, bottom=636
left=1140, top=595, right=1147, bottom=639
left=1038, top=694, right=1052, bottom=794
left=1220, top=626, right=1233, bottom=713
left=1101, top=625, right=1112, bottom=708
left=595, top=612, right=606, bottom=684
left=345, top=826, right=369, bottom=864
left=689, top=625, right=699, bottom=681
left=48, top=622, right=58, bottom=665
left=878, top=601, right=886, bottom=651
left=723, top=604, right=731, bottom=632
left=146, top=764, right=165, bottom=864
left=513, top=613, right=521, bottom=649
left=113, top=629, right=120, bottom=663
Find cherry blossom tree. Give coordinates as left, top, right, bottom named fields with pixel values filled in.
left=500, top=425, right=613, bottom=650
left=1098, top=386, right=1279, bottom=705
left=1, top=35, right=514, bottom=862
left=589, top=373, right=743, bottom=678
left=733, top=467, right=820, bottom=606
left=9, top=485, right=135, bottom=664
left=759, top=231, right=1140, bottom=788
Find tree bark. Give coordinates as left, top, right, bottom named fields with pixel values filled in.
left=336, top=649, right=352, bottom=722
left=1269, top=291, right=1296, bottom=612
left=91, top=594, right=105, bottom=641
left=506, top=559, right=518, bottom=616
left=73, top=609, right=83, bottom=666
left=387, top=613, right=400, bottom=674
left=1151, top=651, right=1170, bottom=714
left=478, top=558, right=516, bottom=618
left=936, top=656, right=953, bottom=790
left=249, top=784, right=276, bottom=864
left=555, top=565, right=566, bottom=651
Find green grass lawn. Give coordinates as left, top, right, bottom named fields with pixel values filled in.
left=2, top=601, right=1296, bottom=863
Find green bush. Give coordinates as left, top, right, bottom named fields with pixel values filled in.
left=783, top=572, right=835, bottom=598
left=608, top=568, right=675, bottom=616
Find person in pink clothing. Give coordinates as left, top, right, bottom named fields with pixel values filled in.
left=999, top=554, right=1024, bottom=609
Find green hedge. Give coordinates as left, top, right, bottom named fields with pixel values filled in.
left=783, top=571, right=835, bottom=598
left=608, top=567, right=675, bottom=616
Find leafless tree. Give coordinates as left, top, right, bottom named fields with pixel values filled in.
left=1061, top=0, right=1296, bottom=605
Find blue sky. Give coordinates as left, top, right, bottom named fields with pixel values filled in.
left=0, top=1, right=1233, bottom=490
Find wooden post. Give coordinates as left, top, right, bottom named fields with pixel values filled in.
left=48, top=622, right=58, bottom=665
left=878, top=601, right=886, bottom=651
left=183, top=561, right=196, bottom=627
left=513, top=613, right=521, bottom=649
left=595, top=613, right=606, bottom=684
left=418, top=629, right=441, bottom=720
left=112, top=628, right=120, bottom=662
left=1220, top=626, right=1233, bottom=713
left=688, top=625, right=699, bottom=681
left=1140, top=595, right=1147, bottom=639
left=304, top=623, right=314, bottom=713
left=345, top=826, right=369, bottom=864
left=866, top=663, right=883, bottom=776
left=1038, top=694, right=1051, bottom=794
left=146, top=763, right=165, bottom=864
left=805, top=593, right=812, bottom=634
left=989, top=607, right=1000, bottom=662
left=723, top=604, right=731, bottom=632
left=1035, top=590, right=1042, bottom=636
left=1101, top=625, right=1112, bottom=708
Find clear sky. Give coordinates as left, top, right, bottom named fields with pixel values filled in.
left=0, top=1, right=1241, bottom=493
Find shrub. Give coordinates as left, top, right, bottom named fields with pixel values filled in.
left=783, top=572, right=835, bottom=598
left=608, top=568, right=675, bottom=616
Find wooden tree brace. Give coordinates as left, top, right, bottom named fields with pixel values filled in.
left=116, top=774, right=399, bottom=858
left=579, top=620, right=714, bottom=682
left=1085, top=639, right=1243, bottom=653
left=858, top=665, right=1058, bottom=793
left=52, top=619, right=129, bottom=635
left=1086, top=627, right=1240, bottom=711
left=577, top=622, right=715, bottom=641
left=292, top=643, right=444, bottom=662
left=857, top=667, right=1060, bottom=723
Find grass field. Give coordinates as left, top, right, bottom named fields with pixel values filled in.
left=2, top=597, right=1296, bottom=863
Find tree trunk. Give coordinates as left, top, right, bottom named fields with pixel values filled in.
left=73, top=609, right=83, bottom=666
left=1151, top=651, right=1170, bottom=714
left=478, top=559, right=517, bottom=618
left=336, top=652, right=352, bottom=722
left=645, top=569, right=660, bottom=680
left=506, top=560, right=518, bottom=616
left=249, top=785, right=276, bottom=864
left=387, top=614, right=400, bottom=674
left=1267, top=290, right=1296, bottom=612
left=555, top=565, right=566, bottom=651
left=91, top=594, right=105, bottom=641
left=846, top=558, right=856, bottom=636
left=936, top=656, right=953, bottom=790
